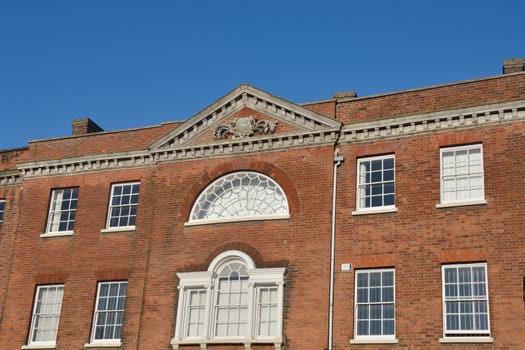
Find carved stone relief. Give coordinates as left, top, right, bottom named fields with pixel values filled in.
left=213, top=116, right=277, bottom=139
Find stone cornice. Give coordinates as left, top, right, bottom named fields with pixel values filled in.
left=341, top=100, right=525, bottom=143
left=13, top=129, right=340, bottom=180
left=151, top=129, right=340, bottom=162
left=17, top=150, right=153, bottom=179
left=5, top=99, right=525, bottom=182
left=0, top=171, right=23, bottom=186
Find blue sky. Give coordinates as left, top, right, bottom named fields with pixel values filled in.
left=1, top=1, right=523, bottom=150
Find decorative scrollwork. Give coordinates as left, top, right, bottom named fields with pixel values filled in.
left=213, top=116, right=277, bottom=139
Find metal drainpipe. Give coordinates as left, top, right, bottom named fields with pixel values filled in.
left=329, top=148, right=344, bottom=350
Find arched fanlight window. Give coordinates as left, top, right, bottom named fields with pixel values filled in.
left=188, top=171, right=289, bottom=224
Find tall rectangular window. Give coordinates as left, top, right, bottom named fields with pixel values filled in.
left=256, top=286, right=279, bottom=337
left=106, top=182, right=140, bottom=229
left=91, top=281, right=128, bottom=344
left=354, top=269, right=395, bottom=339
left=45, top=188, right=78, bottom=234
left=186, top=289, right=207, bottom=338
left=442, top=263, right=490, bottom=338
left=440, top=144, right=484, bottom=204
left=356, top=155, right=395, bottom=211
left=215, top=269, right=249, bottom=337
left=27, top=284, right=64, bottom=347
left=0, top=199, right=5, bottom=228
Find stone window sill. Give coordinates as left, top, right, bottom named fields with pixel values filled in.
left=352, top=207, right=398, bottom=216
left=22, top=344, right=56, bottom=349
left=40, top=231, right=74, bottom=238
left=170, top=337, right=284, bottom=350
left=439, top=336, right=493, bottom=343
left=436, top=199, right=487, bottom=208
left=100, top=226, right=136, bottom=234
left=185, top=215, right=290, bottom=226
left=350, top=337, right=399, bottom=344
left=84, top=340, right=121, bottom=348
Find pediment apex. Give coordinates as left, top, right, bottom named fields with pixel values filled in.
left=149, top=84, right=341, bottom=151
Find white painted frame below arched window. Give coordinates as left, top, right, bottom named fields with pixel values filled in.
left=171, top=250, right=286, bottom=350
left=187, top=171, right=290, bottom=226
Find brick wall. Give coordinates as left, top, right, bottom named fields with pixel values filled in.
left=0, top=69, right=524, bottom=350
left=332, top=122, right=525, bottom=349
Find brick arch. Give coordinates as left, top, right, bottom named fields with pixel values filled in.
left=179, top=160, right=300, bottom=222
left=204, top=242, right=264, bottom=269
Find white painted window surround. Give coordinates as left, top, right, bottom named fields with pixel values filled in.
left=105, top=182, right=140, bottom=230
left=441, top=263, right=492, bottom=342
left=43, top=188, right=78, bottom=236
left=355, top=154, right=396, bottom=214
left=86, top=281, right=128, bottom=348
left=188, top=172, right=289, bottom=225
left=351, top=269, right=397, bottom=344
left=440, top=144, right=485, bottom=205
left=23, top=284, right=64, bottom=349
left=171, top=250, right=285, bottom=350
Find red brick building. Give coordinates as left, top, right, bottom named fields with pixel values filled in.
left=0, top=58, right=524, bottom=350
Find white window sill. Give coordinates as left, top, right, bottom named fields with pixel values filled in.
left=350, top=337, right=398, bottom=344
left=83, top=340, right=122, bottom=348
left=170, top=337, right=284, bottom=350
left=436, top=199, right=487, bottom=208
left=39, top=231, right=74, bottom=238
left=100, top=226, right=136, bottom=234
left=22, top=344, right=56, bottom=349
left=185, top=214, right=290, bottom=227
left=352, top=207, right=398, bottom=216
left=439, top=336, right=493, bottom=343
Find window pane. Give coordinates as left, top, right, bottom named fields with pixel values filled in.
left=357, top=320, right=369, bottom=336
left=383, top=320, right=395, bottom=335
left=383, top=157, right=394, bottom=169
left=383, top=287, right=394, bottom=302
left=383, top=304, right=394, bottom=318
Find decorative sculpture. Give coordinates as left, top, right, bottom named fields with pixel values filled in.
left=213, top=116, right=277, bottom=139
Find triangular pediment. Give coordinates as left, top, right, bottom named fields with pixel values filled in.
left=149, top=84, right=341, bottom=156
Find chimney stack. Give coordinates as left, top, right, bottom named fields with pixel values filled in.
left=503, top=57, right=524, bottom=74
left=71, top=118, right=104, bottom=136
left=333, top=90, right=358, bottom=100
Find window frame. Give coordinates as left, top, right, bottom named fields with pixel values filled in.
left=354, top=154, right=396, bottom=214
left=25, top=284, right=64, bottom=348
left=43, top=187, right=79, bottom=237
left=104, top=182, right=140, bottom=232
left=0, top=198, right=5, bottom=229
left=351, top=268, right=397, bottom=344
left=441, top=263, right=492, bottom=342
left=439, top=144, right=485, bottom=207
left=187, top=171, right=290, bottom=226
left=171, top=251, right=285, bottom=349
left=88, top=281, right=128, bottom=347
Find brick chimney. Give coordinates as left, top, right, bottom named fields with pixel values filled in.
left=333, top=90, right=358, bottom=100
left=71, top=118, right=104, bottom=136
left=503, top=57, right=524, bottom=74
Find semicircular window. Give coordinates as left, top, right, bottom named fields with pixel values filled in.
left=189, top=171, right=289, bottom=223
